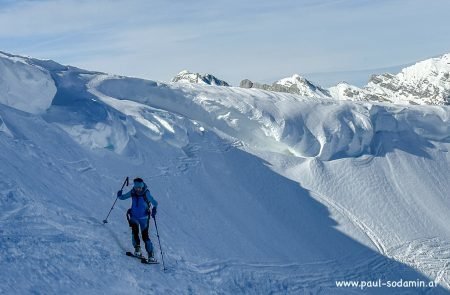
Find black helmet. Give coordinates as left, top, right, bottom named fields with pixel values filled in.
left=133, top=177, right=144, bottom=183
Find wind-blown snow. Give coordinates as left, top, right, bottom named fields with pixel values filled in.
left=0, top=52, right=56, bottom=114
left=95, top=76, right=449, bottom=161
left=1, top=52, right=450, bottom=294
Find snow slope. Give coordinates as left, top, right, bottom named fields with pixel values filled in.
left=0, top=52, right=450, bottom=294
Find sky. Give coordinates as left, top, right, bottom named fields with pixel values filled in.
left=1, top=0, right=450, bottom=86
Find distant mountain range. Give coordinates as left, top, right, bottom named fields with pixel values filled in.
left=240, top=74, right=331, bottom=99
left=173, top=54, right=450, bottom=105
left=329, top=53, right=450, bottom=105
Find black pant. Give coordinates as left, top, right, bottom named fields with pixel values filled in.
left=130, top=217, right=153, bottom=254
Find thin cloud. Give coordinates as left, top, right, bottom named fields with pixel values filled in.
left=1, top=0, right=449, bottom=86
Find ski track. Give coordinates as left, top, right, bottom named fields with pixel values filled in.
left=310, top=191, right=387, bottom=255
left=388, top=238, right=450, bottom=290
left=177, top=141, right=233, bottom=174
left=310, top=190, right=450, bottom=292
left=165, top=252, right=444, bottom=294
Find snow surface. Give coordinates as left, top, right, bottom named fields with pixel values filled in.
left=0, top=52, right=450, bottom=294
left=0, top=52, right=57, bottom=114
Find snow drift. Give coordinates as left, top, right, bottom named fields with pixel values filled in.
left=0, top=52, right=56, bottom=114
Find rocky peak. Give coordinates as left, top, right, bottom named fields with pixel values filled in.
left=328, top=53, right=450, bottom=105
left=172, top=70, right=230, bottom=86
left=240, top=74, right=331, bottom=98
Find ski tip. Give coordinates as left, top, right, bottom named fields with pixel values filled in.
left=125, top=251, right=133, bottom=256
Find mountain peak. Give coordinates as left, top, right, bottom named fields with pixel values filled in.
left=171, top=70, right=230, bottom=86
left=328, top=53, right=450, bottom=105
left=398, top=53, right=450, bottom=82
left=240, top=74, right=331, bottom=98
left=276, top=73, right=306, bottom=86
left=274, top=74, right=331, bottom=98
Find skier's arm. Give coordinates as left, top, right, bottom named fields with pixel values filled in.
left=146, top=191, right=158, bottom=208
left=118, top=190, right=131, bottom=200
left=146, top=190, right=158, bottom=218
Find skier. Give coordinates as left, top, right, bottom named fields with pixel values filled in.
left=118, top=177, right=158, bottom=262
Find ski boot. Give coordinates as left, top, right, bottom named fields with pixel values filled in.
left=134, top=245, right=143, bottom=258
left=147, top=250, right=157, bottom=263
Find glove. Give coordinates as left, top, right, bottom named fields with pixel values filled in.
left=151, top=207, right=157, bottom=218
left=117, top=190, right=122, bottom=197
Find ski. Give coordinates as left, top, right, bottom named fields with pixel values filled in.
left=126, top=251, right=159, bottom=264
left=141, top=257, right=159, bottom=264
left=126, top=251, right=143, bottom=258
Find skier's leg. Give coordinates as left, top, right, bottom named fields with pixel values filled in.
left=140, top=217, right=154, bottom=256
left=130, top=219, right=141, bottom=252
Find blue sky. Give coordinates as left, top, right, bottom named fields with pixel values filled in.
left=1, top=0, right=450, bottom=86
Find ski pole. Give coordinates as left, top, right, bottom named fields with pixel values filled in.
left=103, top=177, right=129, bottom=224
left=153, top=216, right=166, bottom=271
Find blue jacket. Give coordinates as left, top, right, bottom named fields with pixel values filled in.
left=119, top=183, right=158, bottom=219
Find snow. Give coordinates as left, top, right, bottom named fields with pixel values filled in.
left=275, top=74, right=331, bottom=98
left=171, top=70, right=230, bottom=86
left=329, top=53, right=450, bottom=105
left=399, top=54, right=450, bottom=83
left=328, top=82, right=366, bottom=102
left=0, top=52, right=450, bottom=294
left=0, top=52, right=57, bottom=114
left=0, top=114, right=13, bottom=137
